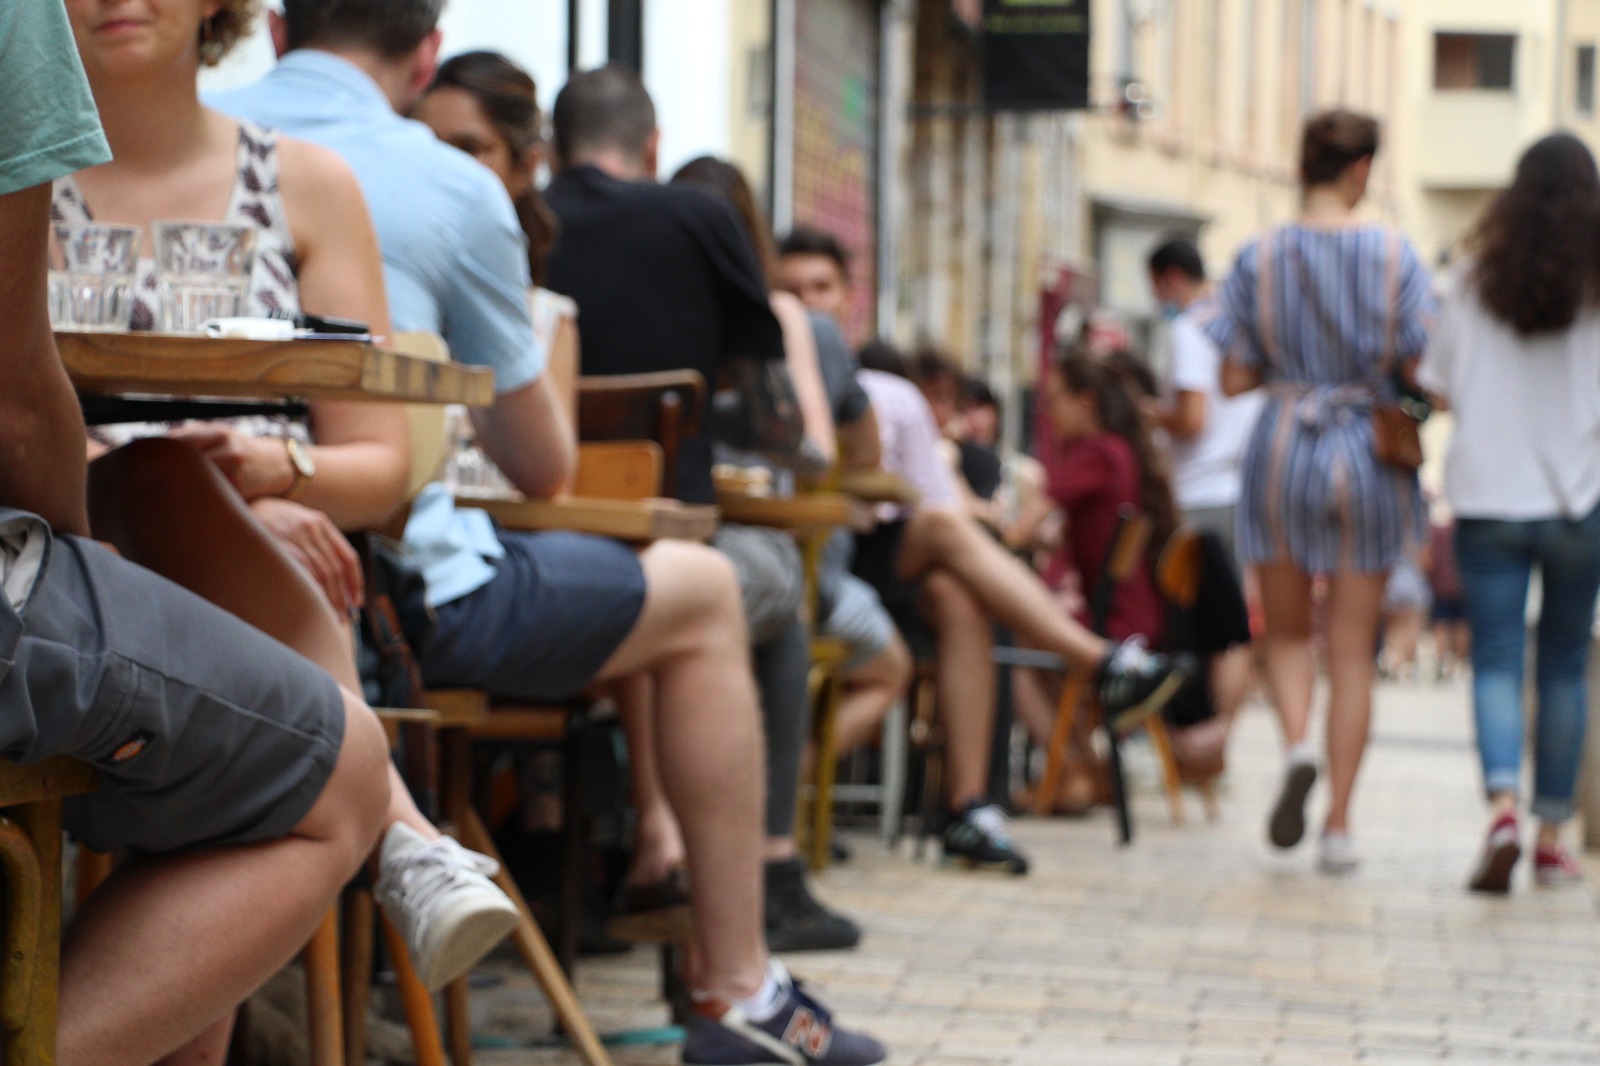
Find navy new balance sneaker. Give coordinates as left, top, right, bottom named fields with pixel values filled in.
left=683, top=964, right=888, bottom=1065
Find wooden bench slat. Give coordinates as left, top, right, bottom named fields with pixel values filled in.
left=0, top=757, right=97, bottom=809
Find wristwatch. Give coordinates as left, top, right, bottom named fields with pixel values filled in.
left=283, top=437, right=316, bottom=500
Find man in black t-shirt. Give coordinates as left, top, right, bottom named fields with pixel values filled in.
left=545, top=67, right=874, bottom=987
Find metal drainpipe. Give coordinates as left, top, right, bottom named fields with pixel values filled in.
left=770, top=0, right=797, bottom=234
left=877, top=0, right=909, bottom=340
left=1555, top=0, right=1570, bottom=126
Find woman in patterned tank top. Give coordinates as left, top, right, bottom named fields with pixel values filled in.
left=58, top=4, right=517, bottom=1054
left=1206, top=111, right=1434, bottom=876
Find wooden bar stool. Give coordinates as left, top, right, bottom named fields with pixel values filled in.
left=0, top=756, right=96, bottom=1066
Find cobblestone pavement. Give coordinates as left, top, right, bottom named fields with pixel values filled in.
left=466, top=677, right=1600, bottom=1064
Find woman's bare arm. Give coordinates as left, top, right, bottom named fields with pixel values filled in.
left=772, top=290, right=837, bottom=467
left=1220, top=358, right=1264, bottom=398
left=274, top=138, right=410, bottom=529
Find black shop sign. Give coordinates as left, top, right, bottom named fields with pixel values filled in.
left=980, top=0, right=1091, bottom=112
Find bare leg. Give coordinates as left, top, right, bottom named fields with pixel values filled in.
left=1011, top=666, right=1059, bottom=749
left=590, top=541, right=767, bottom=998
left=920, top=571, right=998, bottom=809
left=833, top=634, right=912, bottom=754
left=88, top=439, right=437, bottom=842
left=155, top=1017, right=233, bottom=1066
left=899, top=507, right=1108, bottom=669
left=59, top=691, right=391, bottom=1066
left=614, top=676, right=687, bottom=887
left=1210, top=645, right=1254, bottom=727
left=1322, top=572, right=1387, bottom=834
left=1255, top=562, right=1316, bottom=749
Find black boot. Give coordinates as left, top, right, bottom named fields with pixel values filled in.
left=763, top=857, right=861, bottom=952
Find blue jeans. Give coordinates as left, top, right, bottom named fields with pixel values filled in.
left=1456, top=504, right=1600, bottom=823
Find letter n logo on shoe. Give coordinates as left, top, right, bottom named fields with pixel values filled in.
left=782, top=1007, right=831, bottom=1058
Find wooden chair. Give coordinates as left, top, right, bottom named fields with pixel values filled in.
left=992, top=507, right=1183, bottom=845
left=1153, top=525, right=1222, bottom=822
left=577, top=371, right=705, bottom=501
left=0, top=757, right=95, bottom=1066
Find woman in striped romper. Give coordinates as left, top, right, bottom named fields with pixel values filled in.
left=1206, top=111, right=1433, bottom=873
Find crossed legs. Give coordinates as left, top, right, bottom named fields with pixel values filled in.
left=60, top=439, right=394, bottom=1066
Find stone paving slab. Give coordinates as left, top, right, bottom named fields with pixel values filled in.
left=461, top=676, right=1600, bottom=1064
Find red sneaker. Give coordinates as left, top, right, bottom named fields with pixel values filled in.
left=1467, top=813, right=1520, bottom=894
left=1534, top=843, right=1584, bottom=886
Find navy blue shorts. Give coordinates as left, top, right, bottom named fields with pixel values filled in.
left=422, top=531, right=646, bottom=702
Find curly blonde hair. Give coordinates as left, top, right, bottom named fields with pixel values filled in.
left=200, top=0, right=262, bottom=67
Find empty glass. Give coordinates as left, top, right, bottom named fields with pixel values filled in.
left=441, top=405, right=518, bottom=500
left=49, top=223, right=139, bottom=331
left=153, top=221, right=257, bottom=332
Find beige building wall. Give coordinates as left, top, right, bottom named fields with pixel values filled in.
left=1396, top=0, right=1600, bottom=264
left=1077, top=0, right=1408, bottom=327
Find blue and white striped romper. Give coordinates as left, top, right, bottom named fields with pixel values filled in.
left=1204, top=224, right=1434, bottom=574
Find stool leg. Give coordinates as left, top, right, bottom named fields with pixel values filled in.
left=558, top=712, right=590, bottom=978
left=304, top=908, right=345, bottom=1066
left=1145, top=719, right=1186, bottom=826
left=1035, top=675, right=1088, bottom=817
left=0, top=813, right=44, bottom=1066
left=341, top=889, right=375, bottom=1066
left=459, top=809, right=612, bottom=1066
left=379, top=912, right=448, bottom=1066
left=11, top=800, right=61, bottom=1066
left=444, top=979, right=473, bottom=1066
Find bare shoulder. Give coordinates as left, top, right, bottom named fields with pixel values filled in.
left=276, top=135, right=365, bottom=205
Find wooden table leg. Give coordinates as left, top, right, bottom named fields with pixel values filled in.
left=435, top=725, right=475, bottom=1065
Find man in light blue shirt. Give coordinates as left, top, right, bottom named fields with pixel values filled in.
left=215, top=5, right=887, bottom=1061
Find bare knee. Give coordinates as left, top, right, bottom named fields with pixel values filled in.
left=906, top=507, right=964, bottom=569
left=301, top=693, right=391, bottom=861
left=921, top=570, right=982, bottom=630
left=643, top=540, right=747, bottom=643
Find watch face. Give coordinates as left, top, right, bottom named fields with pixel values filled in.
left=288, top=438, right=316, bottom=478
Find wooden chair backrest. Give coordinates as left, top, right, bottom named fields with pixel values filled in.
left=573, top=440, right=664, bottom=501
left=1154, top=526, right=1203, bottom=610
left=577, top=371, right=705, bottom=500
left=1088, top=507, right=1153, bottom=635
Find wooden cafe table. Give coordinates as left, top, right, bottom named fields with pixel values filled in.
left=58, top=329, right=495, bottom=415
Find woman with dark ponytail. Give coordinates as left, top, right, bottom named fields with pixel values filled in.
left=1039, top=348, right=1176, bottom=647
left=414, top=52, right=577, bottom=413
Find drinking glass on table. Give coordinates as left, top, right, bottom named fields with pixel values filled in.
left=49, top=223, right=139, bottom=331
left=153, top=221, right=257, bottom=332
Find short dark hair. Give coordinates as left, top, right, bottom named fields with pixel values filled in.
left=552, top=66, right=657, bottom=165
left=281, top=0, right=443, bottom=59
left=1300, top=109, right=1380, bottom=187
left=960, top=377, right=999, bottom=417
left=858, top=339, right=909, bottom=378
left=777, top=225, right=850, bottom=282
left=1146, top=235, right=1205, bottom=282
left=910, top=348, right=959, bottom=387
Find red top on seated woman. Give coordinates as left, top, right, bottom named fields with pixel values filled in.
left=1045, top=431, right=1163, bottom=645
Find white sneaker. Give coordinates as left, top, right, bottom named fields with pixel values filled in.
left=1318, top=830, right=1360, bottom=875
left=374, top=823, right=520, bottom=990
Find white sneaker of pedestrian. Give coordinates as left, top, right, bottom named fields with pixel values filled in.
left=1318, top=830, right=1360, bottom=875
left=374, top=823, right=520, bottom=990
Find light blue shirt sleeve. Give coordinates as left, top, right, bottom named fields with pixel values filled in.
left=0, top=3, right=111, bottom=195
left=437, top=185, right=546, bottom=394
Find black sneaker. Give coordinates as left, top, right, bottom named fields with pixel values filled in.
left=942, top=802, right=1030, bottom=875
left=1096, top=638, right=1194, bottom=735
left=763, top=858, right=861, bottom=953
left=683, top=962, right=887, bottom=1065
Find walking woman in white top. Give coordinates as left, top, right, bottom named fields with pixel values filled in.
left=1418, top=133, right=1600, bottom=894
